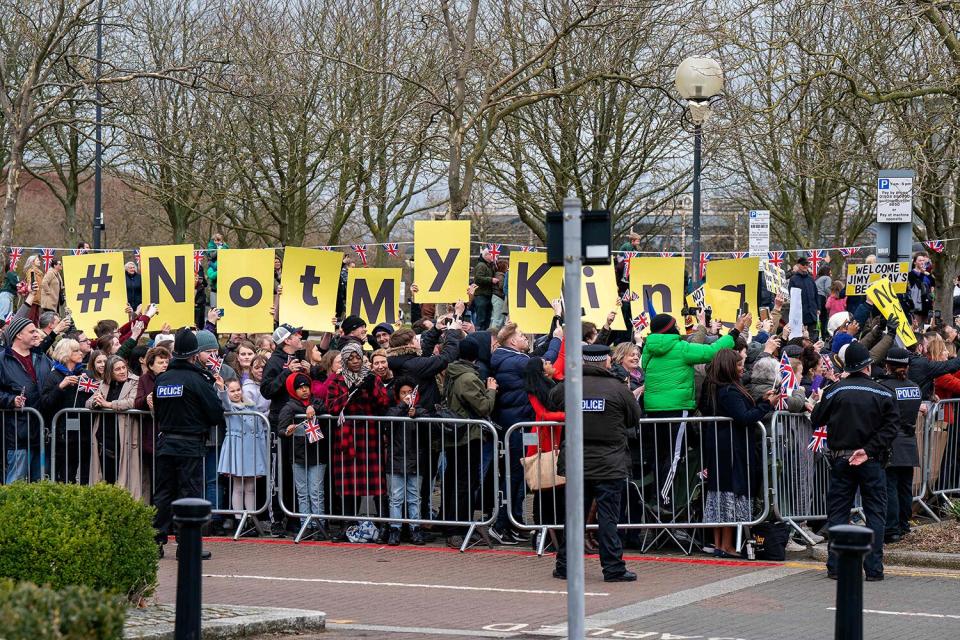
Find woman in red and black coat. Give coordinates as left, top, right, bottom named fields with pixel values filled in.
left=325, top=342, right=390, bottom=539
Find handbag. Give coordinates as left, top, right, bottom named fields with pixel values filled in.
left=521, top=448, right=566, bottom=491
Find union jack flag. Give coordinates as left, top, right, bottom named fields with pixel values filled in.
left=807, top=249, right=827, bottom=274
left=777, top=351, right=798, bottom=410
left=133, top=249, right=141, bottom=266
left=838, top=247, right=860, bottom=258
left=2, top=311, right=13, bottom=325
left=193, top=250, right=205, bottom=273
left=206, top=353, right=223, bottom=374
left=808, top=426, right=828, bottom=452
left=382, top=243, right=401, bottom=258
left=72, top=248, right=88, bottom=256
left=820, top=354, right=834, bottom=374
left=925, top=240, right=945, bottom=254
left=317, top=246, right=332, bottom=252
left=303, top=417, right=323, bottom=443
left=731, top=251, right=748, bottom=259
left=698, top=253, right=711, bottom=279
left=77, top=373, right=99, bottom=394
left=40, top=248, right=56, bottom=271
left=631, top=313, right=649, bottom=331
left=352, top=244, right=368, bottom=266
left=520, top=245, right=537, bottom=252
left=658, top=251, right=675, bottom=258
left=622, top=251, right=640, bottom=280
left=7, top=247, right=22, bottom=270
left=767, top=251, right=784, bottom=268
left=621, top=290, right=639, bottom=303
left=485, top=243, right=502, bottom=262
left=409, top=384, right=419, bottom=408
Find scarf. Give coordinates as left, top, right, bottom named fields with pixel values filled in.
left=339, top=342, right=370, bottom=389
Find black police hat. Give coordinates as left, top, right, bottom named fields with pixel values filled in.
left=173, top=329, right=200, bottom=359
left=583, top=343, right=611, bottom=362
left=843, top=342, right=872, bottom=373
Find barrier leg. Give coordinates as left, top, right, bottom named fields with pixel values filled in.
left=785, top=518, right=816, bottom=545
left=913, top=497, right=940, bottom=522
left=536, top=526, right=550, bottom=557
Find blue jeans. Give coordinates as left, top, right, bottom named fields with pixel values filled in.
left=204, top=446, right=224, bottom=517
left=473, top=295, right=492, bottom=330
left=388, top=473, right=421, bottom=528
left=826, top=457, right=887, bottom=577
left=0, top=291, right=14, bottom=320
left=490, top=295, right=505, bottom=330
left=294, top=462, right=326, bottom=525
left=496, top=429, right=524, bottom=531
left=5, top=449, right=42, bottom=484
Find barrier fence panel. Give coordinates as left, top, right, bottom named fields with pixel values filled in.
left=1, top=407, right=46, bottom=484
left=504, top=416, right=770, bottom=557
left=928, top=399, right=960, bottom=508
left=50, top=407, right=273, bottom=539
left=769, top=411, right=830, bottom=544
left=276, top=414, right=499, bottom=551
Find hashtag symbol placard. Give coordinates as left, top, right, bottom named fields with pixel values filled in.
left=77, top=263, right=113, bottom=313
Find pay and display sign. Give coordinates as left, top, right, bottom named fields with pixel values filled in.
left=877, top=175, right=913, bottom=223
left=748, top=209, right=770, bottom=255
left=845, top=262, right=908, bottom=296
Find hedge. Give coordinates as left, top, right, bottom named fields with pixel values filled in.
left=0, top=482, right=157, bottom=600
left=0, top=579, right=126, bottom=640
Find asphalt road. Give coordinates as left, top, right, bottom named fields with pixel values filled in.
left=154, top=537, right=960, bottom=639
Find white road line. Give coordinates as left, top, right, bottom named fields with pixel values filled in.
left=327, top=622, right=516, bottom=638
left=203, top=573, right=610, bottom=597
left=828, top=607, right=960, bottom=620
left=583, top=566, right=809, bottom=626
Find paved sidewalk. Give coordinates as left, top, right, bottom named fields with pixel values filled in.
left=125, top=603, right=325, bottom=639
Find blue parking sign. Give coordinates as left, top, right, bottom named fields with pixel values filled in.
left=878, top=178, right=890, bottom=189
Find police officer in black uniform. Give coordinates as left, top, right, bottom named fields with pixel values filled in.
left=876, top=348, right=924, bottom=543
left=551, top=343, right=642, bottom=582
left=811, top=342, right=900, bottom=580
left=152, top=329, right=224, bottom=558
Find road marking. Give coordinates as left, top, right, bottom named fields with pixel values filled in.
left=828, top=607, right=960, bottom=620
left=583, top=566, right=809, bottom=627
left=203, top=573, right=610, bottom=596
left=327, top=622, right=516, bottom=637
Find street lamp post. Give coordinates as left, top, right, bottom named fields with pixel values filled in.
left=92, top=0, right=103, bottom=250
left=675, top=56, right=724, bottom=286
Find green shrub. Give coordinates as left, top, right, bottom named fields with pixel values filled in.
left=0, top=482, right=157, bottom=600
left=0, top=579, right=126, bottom=640
left=947, top=499, right=960, bottom=522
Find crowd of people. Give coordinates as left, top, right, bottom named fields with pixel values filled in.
left=1, top=240, right=958, bottom=575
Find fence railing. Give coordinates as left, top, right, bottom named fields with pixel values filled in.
left=1, top=407, right=46, bottom=484
left=926, top=399, right=960, bottom=508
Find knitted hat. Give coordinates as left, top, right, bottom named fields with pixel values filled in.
left=3, top=316, right=32, bottom=345
left=650, top=314, right=678, bottom=335
left=293, top=373, right=311, bottom=389
left=458, top=339, right=480, bottom=362
left=341, top=315, right=367, bottom=336
left=195, top=329, right=220, bottom=352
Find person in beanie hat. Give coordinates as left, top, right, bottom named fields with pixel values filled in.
left=0, top=317, right=51, bottom=482
left=335, top=315, right=367, bottom=350
left=152, top=328, right=224, bottom=559
left=875, top=348, right=923, bottom=543
left=811, top=341, right=900, bottom=580
left=549, top=341, right=641, bottom=582
left=368, top=322, right=395, bottom=350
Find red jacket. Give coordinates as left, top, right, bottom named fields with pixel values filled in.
left=525, top=394, right=565, bottom=456
left=934, top=371, right=960, bottom=422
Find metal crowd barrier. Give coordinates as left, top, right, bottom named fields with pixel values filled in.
left=50, top=407, right=272, bottom=539
left=276, top=414, right=499, bottom=551
left=925, top=398, right=960, bottom=510
left=769, top=411, right=831, bottom=543
left=503, top=416, right=771, bottom=556
left=1, top=407, right=46, bottom=484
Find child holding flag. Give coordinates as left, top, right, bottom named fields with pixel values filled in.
left=278, top=372, right=328, bottom=539
left=383, top=378, right=430, bottom=546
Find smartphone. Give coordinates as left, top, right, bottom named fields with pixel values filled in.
left=759, top=307, right=770, bottom=321
left=704, top=306, right=712, bottom=325
left=216, top=308, right=225, bottom=318
left=741, top=302, right=750, bottom=316
left=935, top=309, right=942, bottom=319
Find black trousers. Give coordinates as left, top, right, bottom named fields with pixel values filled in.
left=441, top=439, right=481, bottom=534
left=153, top=454, right=204, bottom=544
left=556, top=479, right=627, bottom=578
left=885, top=466, right=913, bottom=537
left=826, top=458, right=886, bottom=577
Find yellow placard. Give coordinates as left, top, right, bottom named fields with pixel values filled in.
left=141, top=244, right=195, bottom=330
left=279, top=247, right=343, bottom=332
left=347, top=268, right=402, bottom=325
left=866, top=277, right=917, bottom=347
left=845, top=262, right=909, bottom=296
left=629, top=257, right=686, bottom=329
left=217, top=249, right=275, bottom=334
left=581, top=262, right=620, bottom=328
left=507, top=252, right=562, bottom=334
left=705, top=257, right=759, bottom=326
left=413, top=220, right=471, bottom=303
left=62, top=252, right=128, bottom=335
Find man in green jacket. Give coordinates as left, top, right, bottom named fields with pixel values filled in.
left=640, top=312, right=751, bottom=506
left=472, top=248, right=499, bottom=331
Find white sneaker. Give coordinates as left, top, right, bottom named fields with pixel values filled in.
left=800, top=526, right=825, bottom=545
left=785, top=539, right=806, bottom=552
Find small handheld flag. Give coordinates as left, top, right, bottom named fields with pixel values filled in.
left=808, top=426, right=828, bottom=452
left=207, top=353, right=223, bottom=374
left=777, top=351, right=798, bottom=410
left=303, top=417, right=323, bottom=443
left=631, top=313, right=649, bottom=332
left=77, top=374, right=99, bottom=394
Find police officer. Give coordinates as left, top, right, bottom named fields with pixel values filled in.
left=876, top=348, right=924, bottom=543
left=152, top=329, right=224, bottom=559
left=811, top=342, right=900, bottom=581
left=551, top=343, right=642, bottom=582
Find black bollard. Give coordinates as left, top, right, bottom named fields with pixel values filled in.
left=173, top=498, right=211, bottom=640
left=830, top=524, right=873, bottom=640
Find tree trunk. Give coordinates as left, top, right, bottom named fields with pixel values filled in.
left=1, top=143, right=24, bottom=246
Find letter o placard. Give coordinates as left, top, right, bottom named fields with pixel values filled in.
left=230, top=277, right=263, bottom=308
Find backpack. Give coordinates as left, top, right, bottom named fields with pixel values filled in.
left=750, top=521, right=790, bottom=561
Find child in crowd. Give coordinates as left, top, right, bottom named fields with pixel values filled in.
left=217, top=378, right=269, bottom=530
left=279, top=372, right=328, bottom=539
left=383, top=378, right=428, bottom=546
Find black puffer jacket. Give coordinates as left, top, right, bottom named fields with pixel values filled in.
left=907, top=353, right=960, bottom=400
left=386, top=328, right=462, bottom=413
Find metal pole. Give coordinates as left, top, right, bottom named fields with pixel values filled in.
left=562, top=197, right=585, bottom=640
left=691, top=123, right=702, bottom=286
left=92, top=0, right=103, bottom=250
left=173, top=498, right=211, bottom=640
left=830, top=524, right=872, bottom=640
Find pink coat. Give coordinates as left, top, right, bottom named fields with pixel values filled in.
left=825, top=295, right=847, bottom=316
